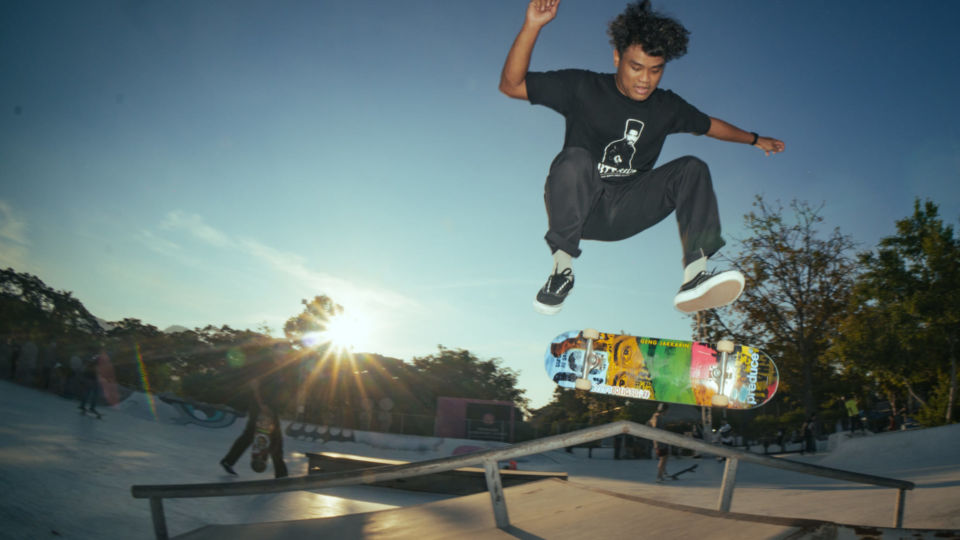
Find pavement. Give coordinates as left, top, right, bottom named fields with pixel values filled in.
left=2, top=379, right=959, bottom=539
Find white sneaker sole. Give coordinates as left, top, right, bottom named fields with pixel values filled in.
left=533, top=298, right=563, bottom=315
left=674, top=271, right=745, bottom=313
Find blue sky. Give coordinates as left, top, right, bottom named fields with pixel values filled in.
left=2, top=1, right=959, bottom=410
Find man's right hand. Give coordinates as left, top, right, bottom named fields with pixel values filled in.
left=525, top=0, right=560, bottom=30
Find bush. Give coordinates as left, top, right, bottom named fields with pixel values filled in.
left=915, top=376, right=959, bottom=427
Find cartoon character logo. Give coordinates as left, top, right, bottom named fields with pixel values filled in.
left=598, top=119, right=644, bottom=178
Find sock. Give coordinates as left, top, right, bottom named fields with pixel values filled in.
left=553, top=249, right=573, bottom=274
left=683, top=255, right=707, bottom=283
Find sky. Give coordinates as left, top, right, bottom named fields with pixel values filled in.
left=2, top=0, right=959, bottom=410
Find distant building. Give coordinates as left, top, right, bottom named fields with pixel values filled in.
left=435, top=397, right=517, bottom=442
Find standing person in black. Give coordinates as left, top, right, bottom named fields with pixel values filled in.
left=9, top=340, right=21, bottom=380
left=219, top=378, right=288, bottom=478
left=77, top=354, right=101, bottom=418
left=800, top=413, right=819, bottom=455
left=500, top=0, right=785, bottom=315
left=648, top=403, right=669, bottom=482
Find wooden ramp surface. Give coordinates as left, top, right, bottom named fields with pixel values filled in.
left=174, top=479, right=840, bottom=540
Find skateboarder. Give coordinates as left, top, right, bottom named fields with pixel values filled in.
left=219, top=379, right=288, bottom=478
left=844, top=396, right=864, bottom=434
left=499, top=0, right=785, bottom=314
left=647, top=403, right=669, bottom=482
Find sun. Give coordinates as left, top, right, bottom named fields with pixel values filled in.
left=322, top=312, right=373, bottom=352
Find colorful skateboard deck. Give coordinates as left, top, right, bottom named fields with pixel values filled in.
left=545, top=330, right=778, bottom=410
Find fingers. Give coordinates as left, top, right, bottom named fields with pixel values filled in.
left=759, top=137, right=785, bottom=156
left=525, top=0, right=559, bottom=28
left=531, top=0, right=560, bottom=11
left=529, top=0, right=559, bottom=15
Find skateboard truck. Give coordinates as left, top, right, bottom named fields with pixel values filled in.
left=575, top=328, right=601, bottom=391
left=711, top=340, right=735, bottom=407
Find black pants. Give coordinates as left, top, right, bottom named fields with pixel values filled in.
left=543, top=147, right=726, bottom=267
left=222, top=409, right=288, bottom=478
left=79, top=378, right=99, bottom=410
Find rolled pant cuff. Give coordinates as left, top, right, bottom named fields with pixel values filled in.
left=683, top=241, right=726, bottom=268
left=545, top=231, right=582, bottom=258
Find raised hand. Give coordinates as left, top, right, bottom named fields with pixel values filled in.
left=525, top=0, right=560, bottom=30
left=754, top=136, right=786, bottom=156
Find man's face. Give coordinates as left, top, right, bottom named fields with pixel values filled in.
left=613, top=44, right=665, bottom=101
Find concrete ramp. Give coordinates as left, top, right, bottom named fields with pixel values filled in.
left=171, top=478, right=890, bottom=539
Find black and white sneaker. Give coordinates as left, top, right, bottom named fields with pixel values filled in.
left=220, top=460, right=237, bottom=475
left=673, top=269, right=745, bottom=313
left=534, top=268, right=574, bottom=315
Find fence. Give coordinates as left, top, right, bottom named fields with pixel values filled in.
left=131, top=420, right=914, bottom=539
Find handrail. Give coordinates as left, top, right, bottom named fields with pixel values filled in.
left=131, top=420, right=914, bottom=539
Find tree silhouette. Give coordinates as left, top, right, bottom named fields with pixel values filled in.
left=837, top=199, right=959, bottom=424
left=696, top=197, right=857, bottom=416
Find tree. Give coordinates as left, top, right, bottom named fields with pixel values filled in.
left=529, top=386, right=658, bottom=435
left=698, top=197, right=857, bottom=416
left=412, top=346, right=530, bottom=412
left=0, top=267, right=103, bottom=341
left=103, top=318, right=170, bottom=393
left=283, top=295, right=343, bottom=346
left=280, top=295, right=345, bottom=419
left=836, top=200, right=959, bottom=425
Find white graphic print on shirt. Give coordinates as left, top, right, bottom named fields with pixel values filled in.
left=598, top=119, right=644, bottom=178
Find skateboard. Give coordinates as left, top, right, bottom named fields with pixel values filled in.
left=250, top=409, right=276, bottom=473
left=78, top=406, right=103, bottom=419
left=544, top=329, right=778, bottom=409
left=668, top=464, right=698, bottom=480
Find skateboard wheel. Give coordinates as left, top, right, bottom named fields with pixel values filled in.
left=717, top=340, right=735, bottom=353
left=582, top=328, right=600, bottom=340
left=575, top=378, right=592, bottom=391
left=711, top=395, right=729, bottom=407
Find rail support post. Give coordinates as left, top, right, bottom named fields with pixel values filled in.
left=717, top=457, right=739, bottom=513
left=894, top=487, right=906, bottom=528
left=149, top=497, right=169, bottom=540
left=484, top=458, right=510, bottom=529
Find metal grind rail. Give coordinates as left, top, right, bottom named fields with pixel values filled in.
left=131, top=420, right=914, bottom=539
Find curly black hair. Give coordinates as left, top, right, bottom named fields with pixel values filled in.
left=607, top=0, right=690, bottom=61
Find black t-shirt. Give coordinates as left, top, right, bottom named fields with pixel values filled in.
left=526, top=69, right=711, bottom=180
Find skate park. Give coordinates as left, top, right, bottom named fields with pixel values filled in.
left=2, top=378, right=959, bottom=540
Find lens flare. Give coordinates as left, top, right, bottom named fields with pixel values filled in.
left=226, top=347, right=246, bottom=368
left=135, top=343, right=158, bottom=421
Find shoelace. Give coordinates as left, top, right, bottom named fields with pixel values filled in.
left=546, top=268, right=574, bottom=293
left=682, top=269, right=717, bottom=290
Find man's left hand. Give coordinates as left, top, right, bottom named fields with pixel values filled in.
left=755, top=136, right=785, bottom=156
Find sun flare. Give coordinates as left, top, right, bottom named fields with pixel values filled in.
left=321, top=312, right=373, bottom=352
